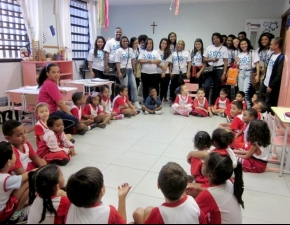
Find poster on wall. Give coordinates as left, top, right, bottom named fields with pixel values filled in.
left=245, top=19, right=281, bottom=48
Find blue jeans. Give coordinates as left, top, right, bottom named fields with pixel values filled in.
left=238, top=69, right=252, bottom=108
left=204, top=69, right=223, bottom=105
left=50, top=110, right=78, bottom=131
left=119, top=69, right=138, bottom=102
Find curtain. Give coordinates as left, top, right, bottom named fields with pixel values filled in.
left=17, top=0, right=42, bottom=49
left=87, top=1, right=98, bottom=48
left=55, top=0, right=72, bottom=60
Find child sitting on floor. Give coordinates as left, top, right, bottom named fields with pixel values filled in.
left=2, top=120, right=46, bottom=175
left=37, top=116, right=76, bottom=166
left=112, top=84, right=139, bottom=118
left=142, top=87, right=162, bottom=115
left=234, top=120, right=271, bottom=173
left=187, top=131, right=212, bottom=188
left=27, top=165, right=70, bottom=224
left=34, top=102, right=74, bottom=147
left=172, top=85, right=193, bottom=117
left=100, top=85, right=124, bottom=120
left=65, top=167, right=131, bottom=224
left=224, top=91, right=246, bottom=121
left=133, top=162, right=205, bottom=224
left=0, top=142, right=30, bottom=224
left=192, top=88, right=212, bottom=117
left=70, top=92, right=97, bottom=134
left=209, top=88, right=230, bottom=117
left=252, top=100, right=268, bottom=120
left=195, top=152, right=244, bottom=224
left=84, top=92, right=111, bottom=128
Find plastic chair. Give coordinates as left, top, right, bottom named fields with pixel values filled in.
left=6, top=92, right=25, bottom=121
left=184, top=83, right=199, bottom=98
left=22, top=93, right=38, bottom=128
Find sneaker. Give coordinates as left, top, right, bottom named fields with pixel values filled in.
left=115, top=114, right=124, bottom=120
left=124, top=114, right=132, bottom=118
left=155, top=110, right=162, bottom=115
left=136, top=110, right=141, bottom=115
left=134, top=101, right=142, bottom=110
left=143, top=111, right=149, bottom=115
left=90, top=123, right=98, bottom=129
left=17, top=206, right=30, bottom=224
left=70, top=139, right=75, bottom=144
left=98, top=123, right=106, bottom=129
left=77, top=129, right=87, bottom=135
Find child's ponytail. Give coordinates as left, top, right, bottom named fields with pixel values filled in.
left=233, top=162, right=245, bottom=209
left=28, top=170, right=36, bottom=205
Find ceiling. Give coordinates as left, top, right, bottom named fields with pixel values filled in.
left=109, top=0, right=255, bottom=6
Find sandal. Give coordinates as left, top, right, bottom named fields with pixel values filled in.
left=98, top=123, right=106, bottom=129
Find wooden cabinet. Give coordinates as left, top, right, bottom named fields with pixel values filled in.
left=21, top=61, right=73, bottom=86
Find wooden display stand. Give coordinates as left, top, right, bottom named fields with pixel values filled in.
left=21, top=61, right=73, bottom=86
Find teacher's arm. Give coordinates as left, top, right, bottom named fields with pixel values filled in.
left=56, top=100, right=72, bottom=115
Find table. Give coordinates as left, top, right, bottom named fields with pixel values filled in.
left=60, top=79, right=114, bottom=95
left=271, top=107, right=290, bottom=176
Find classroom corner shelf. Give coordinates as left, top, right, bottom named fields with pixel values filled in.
left=21, top=60, right=73, bottom=86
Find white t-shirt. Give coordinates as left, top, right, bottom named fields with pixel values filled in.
left=115, top=47, right=135, bottom=69
left=138, top=50, right=161, bottom=74
left=256, top=48, right=273, bottom=68
left=264, top=53, right=280, bottom=87
left=253, top=144, right=270, bottom=161
left=87, top=49, right=105, bottom=71
left=227, top=48, right=234, bottom=64
left=203, top=45, right=228, bottom=67
left=103, top=38, right=120, bottom=63
left=191, top=51, right=203, bottom=66
left=171, top=50, right=191, bottom=74
left=157, top=50, right=172, bottom=74
left=237, top=51, right=260, bottom=70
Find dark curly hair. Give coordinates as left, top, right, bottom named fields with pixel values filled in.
left=212, top=128, right=235, bottom=149
left=194, top=131, right=211, bottom=150
left=247, top=120, right=270, bottom=147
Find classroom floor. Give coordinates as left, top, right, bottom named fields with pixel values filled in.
left=1, top=104, right=290, bottom=224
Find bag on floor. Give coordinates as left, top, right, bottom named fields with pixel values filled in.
left=226, top=67, right=239, bottom=86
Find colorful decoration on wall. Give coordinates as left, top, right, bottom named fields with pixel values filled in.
left=98, top=0, right=109, bottom=30
left=175, top=0, right=180, bottom=15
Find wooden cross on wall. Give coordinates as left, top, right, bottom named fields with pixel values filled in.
left=151, top=22, right=157, bottom=34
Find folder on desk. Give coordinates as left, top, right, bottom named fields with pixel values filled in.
left=91, top=78, right=109, bottom=82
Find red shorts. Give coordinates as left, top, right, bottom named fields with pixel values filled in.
left=241, top=157, right=267, bottom=173
left=192, top=108, right=208, bottom=117
left=0, top=196, right=19, bottom=222
left=112, top=108, right=121, bottom=115
left=44, top=151, right=70, bottom=163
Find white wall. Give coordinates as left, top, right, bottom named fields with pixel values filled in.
left=282, top=0, right=290, bottom=14
left=102, top=0, right=284, bottom=48
left=0, top=63, right=23, bottom=96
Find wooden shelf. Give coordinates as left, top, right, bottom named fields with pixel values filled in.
left=21, top=61, right=73, bottom=86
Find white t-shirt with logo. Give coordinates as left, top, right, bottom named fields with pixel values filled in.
left=104, top=38, right=120, bottom=63
left=171, top=50, right=191, bottom=74
left=237, top=51, right=260, bottom=70
left=157, top=50, right=172, bottom=74
left=227, top=48, right=234, bottom=64
left=256, top=48, right=273, bottom=68
left=203, top=45, right=228, bottom=67
left=115, top=47, right=135, bottom=69
left=138, top=50, right=161, bottom=74
left=264, top=53, right=280, bottom=87
left=191, top=51, right=203, bottom=66
left=87, top=49, right=105, bottom=71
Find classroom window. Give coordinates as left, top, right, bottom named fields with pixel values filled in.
left=0, top=0, right=29, bottom=59
left=70, top=0, right=90, bottom=60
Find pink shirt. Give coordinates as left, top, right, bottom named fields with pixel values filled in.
left=38, top=79, right=62, bottom=113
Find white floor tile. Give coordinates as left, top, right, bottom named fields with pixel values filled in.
left=115, top=128, right=149, bottom=140
left=101, top=186, right=119, bottom=209
left=133, top=172, right=164, bottom=199
left=141, top=130, right=178, bottom=144
left=128, top=140, right=169, bottom=156
left=72, top=130, right=112, bottom=145
left=112, top=151, right=160, bottom=171
left=243, top=172, right=290, bottom=196
left=162, top=144, right=191, bottom=160
left=73, top=142, right=95, bottom=156
left=242, top=189, right=290, bottom=223
left=98, top=136, right=140, bottom=150
left=150, top=156, right=191, bottom=174
left=242, top=216, right=275, bottom=224
left=127, top=121, right=159, bottom=131
left=102, top=165, right=147, bottom=189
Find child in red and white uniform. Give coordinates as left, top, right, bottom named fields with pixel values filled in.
left=172, top=84, right=193, bottom=117
left=34, top=102, right=74, bottom=148
left=28, top=165, right=70, bottom=224
left=192, top=88, right=212, bottom=117
left=187, top=128, right=237, bottom=198
left=100, top=85, right=124, bottom=120
left=0, top=142, right=30, bottom=223
left=65, top=167, right=130, bottom=224
left=234, top=120, right=271, bottom=173
left=187, top=131, right=212, bottom=188
left=195, top=152, right=244, bottom=224
left=84, top=92, right=111, bottom=128
left=252, top=100, right=268, bottom=120
left=232, top=109, right=258, bottom=149
left=224, top=91, right=246, bottom=120
left=2, top=120, right=46, bottom=175
left=133, top=162, right=205, bottom=224
left=37, top=116, right=76, bottom=166
left=210, top=88, right=230, bottom=117
left=112, top=84, right=139, bottom=118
